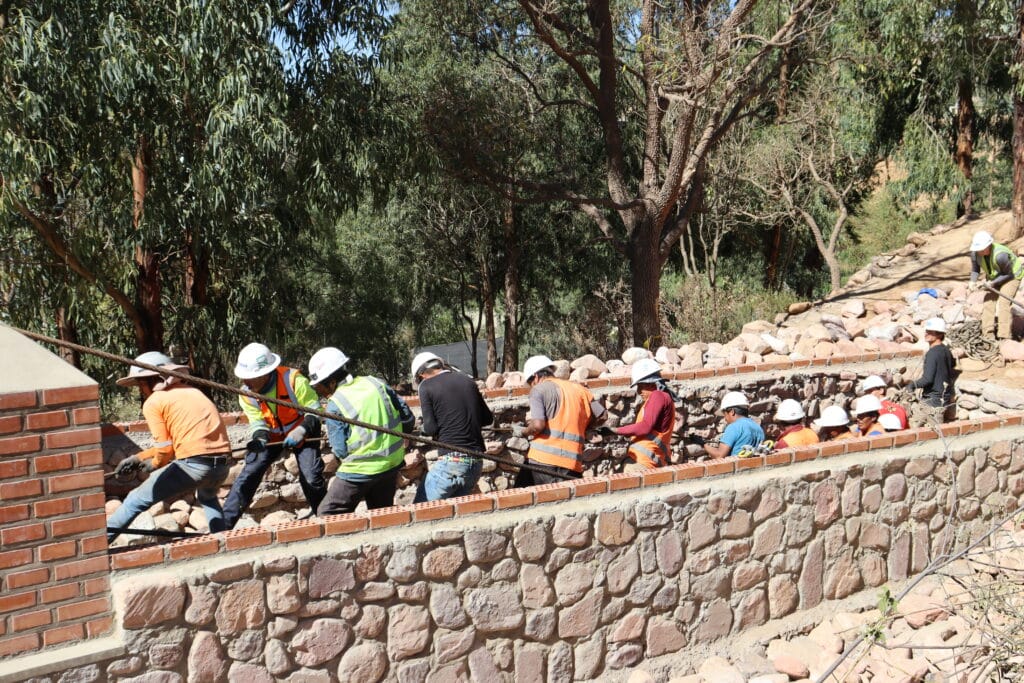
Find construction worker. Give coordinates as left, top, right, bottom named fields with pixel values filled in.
left=968, top=230, right=1023, bottom=341
left=772, top=399, right=819, bottom=450
left=613, top=359, right=676, bottom=469
left=851, top=394, right=885, bottom=437
left=814, top=405, right=855, bottom=441
left=878, top=413, right=903, bottom=432
left=411, top=352, right=493, bottom=502
left=513, top=355, right=606, bottom=486
left=905, top=317, right=955, bottom=423
left=703, top=391, right=764, bottom=458
left=222, top=343, right=326, bottom=528
left=107, top=352, right=231, bottom=542
left=308, top=347, right=415, bottom=514
left=860, top=375, right=908, bottom=429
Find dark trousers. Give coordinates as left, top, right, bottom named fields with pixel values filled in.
left=514, top=461, right=582, bottom=487
left=318, top=467, right=400, bottom=516
left=222, top=443, right=326, bottom=528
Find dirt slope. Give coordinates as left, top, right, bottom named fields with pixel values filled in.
left=832, top=210, right=1017, bottom=306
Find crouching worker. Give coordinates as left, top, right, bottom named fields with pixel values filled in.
left=308, top=347, right=415, bottom=515
left=223, top=343, right=326, bottom=528
left=814, top=405, right=854, bottom=442
left=773, top=399, right=818, bottom=450
left=614, top=359, right=676, bottom=469
left=107, top=352, right=231, bottom=542
left=703, top=392, right=764, bottom=458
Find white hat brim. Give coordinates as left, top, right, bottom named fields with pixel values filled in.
left=234, top=353, right=281, bottom=380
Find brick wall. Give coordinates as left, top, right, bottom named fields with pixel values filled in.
left=0, top=330, right=111, bottom=661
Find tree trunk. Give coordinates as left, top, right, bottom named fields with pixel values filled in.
left=131, top=137, right=163, bottom=352
left=764, top=222, right=784, bottom=289
left=628, top=219, right=663, bottom=348
left=1014, top=4, right=1024, bottom=239
left=54, top=305, right=80, bottom=368
left=955, top=75, right=975, bottom=217
left=481, top=258, right=497, bottom=376
left=501, top=200, right=521, bottom=373
left=185, top=230, right=209, bottom=306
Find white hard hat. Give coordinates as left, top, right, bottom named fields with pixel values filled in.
left=852, top=394, right=883, bottom=416
left=878, top=413, right=902, bottom=431
left=774, top=399, right=805, bottom=421
left=411, top=352, right=443, bottom=380
left=308, top=347, right=350, bottom=386
left=816, top=405, right=850, bottom=428
left=523, top=355, right=555, bottom=382
left=970, top=230, right=994, bottom=252
left=116, top=352, right=188, bottom=387
left=860, top=375, right=886, bottom=392
left=924, top=318, right=947, bottom=334
left=630, top=358, right=662, bottom=386
left=720, top=391, right=749, bottom=411
left=234, top=343, right=282, bottom=379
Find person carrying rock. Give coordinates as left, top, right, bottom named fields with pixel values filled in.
left=308, top=347, right=415, bottom=514
left=814, top=405, right=855, bottom=442
left=968, top=230, right=1023, bottom=341
left=107, top=352, right=232, bottom=542
left=702, top=391, right=764, bottom=458
left=410, top=351, right=493, bottom=501
left=513, top=354, right=606, bottom=486
left=613, top=359, right=676, bottom=469
left=223, top=343, right=326, bottom=528
left=905, top=317, right=956, bottom=424
left=772, top=399, right=818, bottom=450
left=859, top=374, right=908, bottom=429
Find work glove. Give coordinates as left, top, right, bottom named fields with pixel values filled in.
left=967, top=280, right=979, bottom=293
left=510, top=424, right=527, bottom=438
left=115, top=455, right=152, bottom=476
left=246, top=437, right=268, bottom=453
left=687, top=433, right=706, bottom=447
left=283, top=425, right=307, bottom=449
left=598, top=426, right=617, bottom=437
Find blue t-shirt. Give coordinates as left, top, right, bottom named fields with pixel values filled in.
left=720, top=416, right=765, bottom=455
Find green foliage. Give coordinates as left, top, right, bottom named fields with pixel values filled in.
left=661, top=270, right=799, bottom=346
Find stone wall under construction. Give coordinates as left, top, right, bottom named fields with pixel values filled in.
left=16, top=416, right=1024, bottom=683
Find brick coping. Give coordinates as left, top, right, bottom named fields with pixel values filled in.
left=100, top=349, right=924, bottom=437
left=106, top=410, right=1017, bottom=572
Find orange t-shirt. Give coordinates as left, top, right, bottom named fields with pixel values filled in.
left=143, top=385, right=230, bottom=460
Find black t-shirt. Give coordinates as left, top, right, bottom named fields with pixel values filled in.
left=909, top=343, right=955, bottom=406
left=418, top=371, right=493, bottom=452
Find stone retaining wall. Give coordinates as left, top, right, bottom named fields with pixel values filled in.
left=29, top=416, right=1024, bottom=682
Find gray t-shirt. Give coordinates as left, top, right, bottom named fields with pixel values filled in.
left=528, top=379, right=605, bottom=424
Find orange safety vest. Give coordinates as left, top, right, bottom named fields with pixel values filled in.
left=242, top=367, right=304, bottom=437
left=626, top=396, right=674, bottom=468
left=527, top=378, right=593, bottom=473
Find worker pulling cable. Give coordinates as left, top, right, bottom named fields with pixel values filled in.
left=11, top=327, right=575, bottom=487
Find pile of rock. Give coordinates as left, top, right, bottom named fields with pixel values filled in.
left=627, top=523, right=1024, bottom=683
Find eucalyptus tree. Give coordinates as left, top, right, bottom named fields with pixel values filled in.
left=0, top=1, right=390, bottom=381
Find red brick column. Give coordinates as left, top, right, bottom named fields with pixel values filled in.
left=0, top=384, right=111, bottom=658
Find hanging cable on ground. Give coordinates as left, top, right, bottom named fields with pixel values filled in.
left=10, top=326, right=574, bottom=481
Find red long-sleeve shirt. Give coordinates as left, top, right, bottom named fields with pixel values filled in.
left=616, top=390, right=674, bottom=436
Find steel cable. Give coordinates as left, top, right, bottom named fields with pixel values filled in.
left=10, top=326, right=573, bottom=481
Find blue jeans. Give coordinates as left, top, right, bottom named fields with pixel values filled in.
left=222, top=443, right=325, bottom=528
left=107, top=456, right=230, bottom=542
left=414, top=456, right=483, bottom=503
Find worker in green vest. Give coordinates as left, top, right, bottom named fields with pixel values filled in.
left=969, top=230, right=1023, bottom=341
left=307, top=347, right=415, bottom=515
